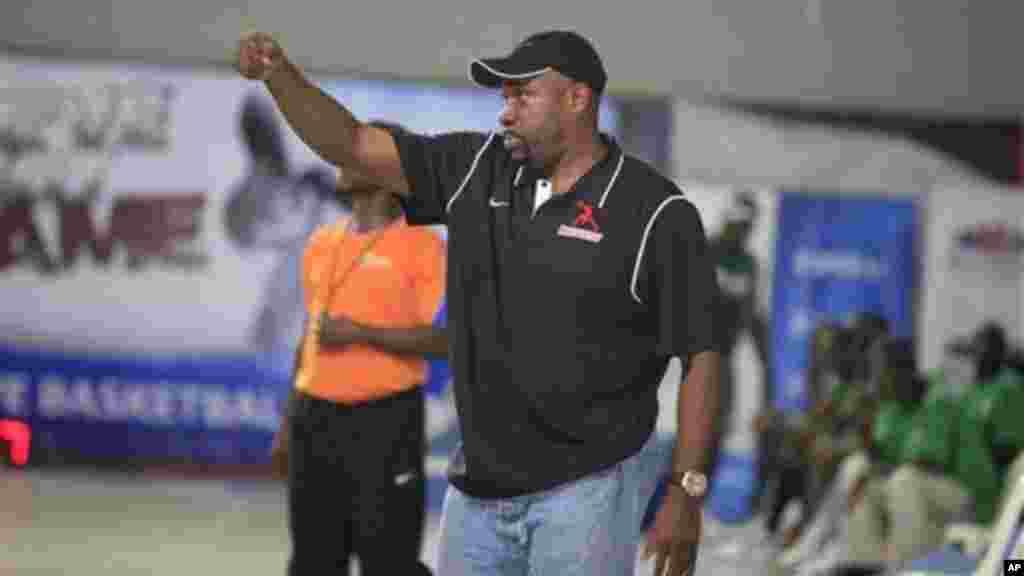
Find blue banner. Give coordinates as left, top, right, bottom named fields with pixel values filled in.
left=0, top=328, right=455, bottom=469
left=771, top=193, right=917, bottom=412
left=0, top=345, right=289, bottom=464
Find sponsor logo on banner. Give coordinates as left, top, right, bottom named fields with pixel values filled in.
left=951, top=221, right=1024, bottom=269
left=920, top=187, right=1024, bottom=372
left=793, top=249, right=888, bottom=279
left=956, top=222, right=1024, bottom=254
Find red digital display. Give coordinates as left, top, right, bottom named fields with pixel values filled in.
left=0, top=419, right=30, bottom=467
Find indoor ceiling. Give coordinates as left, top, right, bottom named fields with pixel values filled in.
left=5, top=0, right=1022, bottom=120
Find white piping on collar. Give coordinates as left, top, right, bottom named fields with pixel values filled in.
left=630, top=195, right=686, bottom=304
left=513, top=165, right=524, bottom=187
left=597, top=153, right=624, bottom=209
left=468, top=60, right=552, bottom=85
left=446, top=132, right=497, bottom=214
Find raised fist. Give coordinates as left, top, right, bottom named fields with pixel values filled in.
left=235, top=31, right=285, bottom=81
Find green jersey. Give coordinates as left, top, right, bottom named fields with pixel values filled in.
left=954, top=368, right=1024, bottom=523
left=901, top=393, right=959, bottom=472
left=981, top=369, right=1024, bottom=450
left=871, top=401, right=915, bottom=469
left=713, top=251, right=756, bottom=353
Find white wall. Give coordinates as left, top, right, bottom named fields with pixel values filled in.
left=668, top=97, right=1024, bottom=377
left=658, top=99, right=1015, bottom=448
left=670, top=99, right=990, bottom=194
left=920, top=186, right=1024, bottom=372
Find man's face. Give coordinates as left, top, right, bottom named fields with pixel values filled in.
left=499, top=72, right=576, bottom=166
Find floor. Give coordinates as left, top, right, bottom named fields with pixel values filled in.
left=1, top=467, right=781, bottom=576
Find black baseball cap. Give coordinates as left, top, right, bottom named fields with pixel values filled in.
left=469, top=30, right=607, bottom=94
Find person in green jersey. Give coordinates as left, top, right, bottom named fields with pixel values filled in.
left=761, top=316, right=887, bottom=548
left=846, top=322, right=1015, bottom=567
left=776, top=337, right=924, bottom=571
left=710, top=190, right=770, bottom=484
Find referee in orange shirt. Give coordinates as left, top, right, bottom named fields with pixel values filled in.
left=271, top=127, right=448, bottom=576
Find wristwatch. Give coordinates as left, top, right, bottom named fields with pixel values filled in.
left=670, top=470, right=708, bottom=498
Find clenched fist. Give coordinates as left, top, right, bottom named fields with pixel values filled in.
left=235, top=31, right=285, bottom=81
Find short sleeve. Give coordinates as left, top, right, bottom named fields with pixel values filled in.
left=409, top=230, right=447, bottom=326
left=382, top=126, right=493, bottom=226
left=301, top=229, right=326, bottom=313
left=637, top=195, right=719, bottom=360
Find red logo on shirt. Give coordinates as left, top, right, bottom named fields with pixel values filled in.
left=573, top=201, right=600, bottom=233
left=558, top=201, right=604, bottom=243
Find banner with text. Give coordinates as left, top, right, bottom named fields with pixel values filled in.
left=771, top=192, right=917, bottom=413
left=0, top=53, right=621, bottom=469
left=920, top=186, right=1024, bottom=372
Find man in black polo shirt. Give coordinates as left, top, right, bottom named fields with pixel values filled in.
left=236, top=28, right=720, bottom=576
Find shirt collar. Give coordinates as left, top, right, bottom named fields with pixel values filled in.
left=513, top=133, right=623, bottom=208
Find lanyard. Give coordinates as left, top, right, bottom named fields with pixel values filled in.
left=297, top=218, right=386, bottom=389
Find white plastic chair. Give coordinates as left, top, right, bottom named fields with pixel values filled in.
left=971, top=473, right=1024, bottom=576
left=945, top=452, right=1024, bottom=558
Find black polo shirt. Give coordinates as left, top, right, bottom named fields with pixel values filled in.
left=386, top=128, right=718, bottom=498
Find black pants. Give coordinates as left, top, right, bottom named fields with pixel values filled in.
left=287, top=387, right=430, bottom=576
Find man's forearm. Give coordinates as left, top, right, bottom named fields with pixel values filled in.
left=290, top=334, right=306, bottom=385
left=351, top=325, right=448, bottom=359
left=673, top=350, right=720, bottom=478
left=283, top=335, right=305, bottom=421
left=265, top=58, right=361, bottom=168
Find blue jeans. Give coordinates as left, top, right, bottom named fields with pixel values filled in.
left=436, top=434, right=669, bottom=576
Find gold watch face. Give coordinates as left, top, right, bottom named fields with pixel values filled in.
left=682, top=472, right=707, bottom=496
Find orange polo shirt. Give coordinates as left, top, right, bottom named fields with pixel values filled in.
left=295, top=217, right=446, bottom=405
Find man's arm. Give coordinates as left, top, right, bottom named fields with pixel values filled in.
left=290, top=332, right=305, bottom=386
left=352, top=324, right=448, bottom=359
left=641, top=195, right=720, bottom=575
left=641, top=195, right=721, bottom=478
left=318, top=313, right=448, bottom=359
left=673, top=351, right=721, bottom=478
left=271, top=331, right=305, bottom=473
left=750, top=298, right=773, bottom=415
left=281, top=332, right=305, bottom=421
left=237, top=32, right=409, bottom=195
left=319, top=226, right=449, bottom=357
